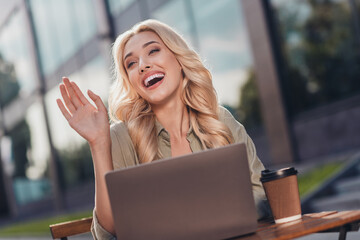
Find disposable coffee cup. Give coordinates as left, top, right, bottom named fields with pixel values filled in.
left=260, top=167, right=301, bottom=224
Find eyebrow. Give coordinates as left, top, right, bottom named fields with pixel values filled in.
left=123, top=40, right=159, bottom=61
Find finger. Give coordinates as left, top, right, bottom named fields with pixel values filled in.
left=88, top=90, right=107, bottom=113
left=71, top=81, right=90, bottom=105
left=56, top=99, right=72, bottom=121
left=59, top=84, right=76, bottom=113
left=62, top=77, right=83, bottom=108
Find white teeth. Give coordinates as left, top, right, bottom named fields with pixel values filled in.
left=144, top=73, right=165, bottom=87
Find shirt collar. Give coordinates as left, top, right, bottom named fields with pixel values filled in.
left=155, top=120, right=165, bottom=136
left=155, top=119, right=193, bottom=137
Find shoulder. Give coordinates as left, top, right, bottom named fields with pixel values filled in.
left=218, top=105, right=235, bottom=121
left=110, top=121, right=129, bottom=135
left=218, top=105, right=244, bottom=130
left=110, top=121, right=132, bottom=145
left=218, top=105, right=246, bottom=143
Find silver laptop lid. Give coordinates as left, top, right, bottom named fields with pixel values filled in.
left=105, top=143, right=257, bottom=240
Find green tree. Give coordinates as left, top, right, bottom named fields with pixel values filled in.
left=8, top=120, right=31, bottom=178
left=236, top=69, right=262, bottom=129
left=57, top=143, right=94, bottom=188
left=273, top=0, right=360, bottom=116
left=0, top=54, right=31, bottom=178
left=301, top=0, right=360, bottom=103
left=0, top=54, right=20, bottom=107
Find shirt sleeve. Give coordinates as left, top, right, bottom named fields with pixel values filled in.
left=91, top=122, right=138, bottom=239
left=91, top=209, right=116, bottom=240
left=219, top=106, right=271, bottom=219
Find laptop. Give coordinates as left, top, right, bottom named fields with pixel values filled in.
left=105, top=143, right=257, bottom=240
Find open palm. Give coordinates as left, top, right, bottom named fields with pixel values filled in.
left=56, top=77, right=110, bottom=146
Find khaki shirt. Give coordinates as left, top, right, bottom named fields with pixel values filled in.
left=91, top=106, right=268, bottom=240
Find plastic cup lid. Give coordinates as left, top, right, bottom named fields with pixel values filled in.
left=260, top=167, right=298, bottom=183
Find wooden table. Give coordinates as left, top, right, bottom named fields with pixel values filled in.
left=50, top=210, right=360, bottom=239
left=235, top=210, right=360, bottom=240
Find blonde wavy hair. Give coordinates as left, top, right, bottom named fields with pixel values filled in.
left=109, top=19, right=234, bottom=163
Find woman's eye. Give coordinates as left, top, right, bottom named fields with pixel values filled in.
left=149, top=48, right=160, bottom=55
left=127, top=61, right=135, bottom=69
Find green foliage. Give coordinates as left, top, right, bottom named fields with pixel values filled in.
left=274, top=0, right=360, bottom=116
left=58, top=143, right=94, bottom=189
left=0, top=54, right=29, bottom=178
left=7, top=120, right=31, bottom=178
left=235, top=0, right=360, bottom=126
left=0, top=210, right=92, bottom=237
left=0, top=54, right=20, bottom=107
left=236, top=68, right=263, bottom=130
left=298, top=161, right=344, bottom=198
left=301, top=0, right=360, bottom=101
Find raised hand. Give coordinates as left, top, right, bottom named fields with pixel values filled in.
left=57, top=77, right=115, bottom=233
left=56, top=77, right=110, bottom=147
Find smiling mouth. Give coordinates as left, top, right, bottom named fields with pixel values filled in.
left=144, top=73, right=165, bottom=88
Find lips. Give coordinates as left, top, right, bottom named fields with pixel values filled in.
left=143, top=73, right=165, bottom=88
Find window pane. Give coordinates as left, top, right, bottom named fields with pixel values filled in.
left=72, top=0, right=98, bottom=45
left=108, top=0, right=136, bottom=16
left=152, top=0, right=195, bottom=47
left=190, top=0, right=253, bottom=108
left=270, top=0, right=360, bottom=116
left=0, top=9, right=37, bottom=105
left=29, top=0, right=97, bottom=75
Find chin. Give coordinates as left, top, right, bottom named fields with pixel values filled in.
left=145, top=89, right=180, bottom=107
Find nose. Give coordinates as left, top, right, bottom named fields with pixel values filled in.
left=140, top=66, right=150, bottom=73
left=139, top=58, right=151, bottom=73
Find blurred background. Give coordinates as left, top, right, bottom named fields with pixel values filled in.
left=0, top=0, right=359, bottom=239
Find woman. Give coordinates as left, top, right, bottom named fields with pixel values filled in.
left=57, top=19, right=269, bottom=240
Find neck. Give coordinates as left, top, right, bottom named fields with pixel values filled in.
left=152, top=100, right=189, bottom=139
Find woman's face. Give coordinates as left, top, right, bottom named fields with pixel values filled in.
left=123, top=31, right=183, bottom=106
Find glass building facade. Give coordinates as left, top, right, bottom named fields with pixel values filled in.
left=0, top=0, right=359, bottom=218
left=29, top=0, right=98, bottom=75
left=269, top=0, right=360, bottom=117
